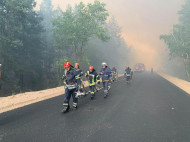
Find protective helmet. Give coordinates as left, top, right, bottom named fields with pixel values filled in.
left=64, top=62, right=71, bottom=68
left=89, top=66, right=94, bottom=70
left=75, top=63, right=79, bottom=68
left=101, top=62, right=107, bottom=66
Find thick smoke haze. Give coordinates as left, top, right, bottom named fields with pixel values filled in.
left=36, top=0, right=185, bottom=71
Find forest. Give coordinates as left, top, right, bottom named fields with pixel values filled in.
left=0, top=0, right=129, bottom=96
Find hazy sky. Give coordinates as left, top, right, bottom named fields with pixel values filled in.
left=35, top=0, right=185, bottom=69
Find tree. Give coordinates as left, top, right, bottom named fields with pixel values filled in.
left=160, top=0, right=190, bottom=80
left=0, top=0, right=44, bottom=94
left=40, top=0, right=55, bottom=67
left=85, top=16, right=129, bottom=71
left=39, top=0, right=59, bottom=87
left=178, top=0, right=190, bottom=24
left=52, top=0, right=110, bottom=56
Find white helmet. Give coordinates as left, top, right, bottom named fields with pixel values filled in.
left=101, top=62, right=107, bottom=66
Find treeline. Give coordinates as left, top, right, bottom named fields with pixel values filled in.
left=160, top=0, right=190, bottom=81
left=0, top=0, right=129, bottom=96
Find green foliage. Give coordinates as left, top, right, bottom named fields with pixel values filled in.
left=160, top=24, right=190, bottom=58
left=160, top=0, right=190, bottom=80
left=0, top=0, right=130, bottom=96
left=57, top=56, right=76, bottom=69
left=52, top=0, right=110, bottom=54
left=0, top=0, right=44, bottom=94
left=178, top=0, right=190, bottom=24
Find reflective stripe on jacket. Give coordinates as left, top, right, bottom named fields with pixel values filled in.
left=63, top=68, right=77, bottom=89
left=100, top=67, right=111, bottom=82
left=85, top=69, right=100, bottom=86
left=74, top=69, right=83, bottom=80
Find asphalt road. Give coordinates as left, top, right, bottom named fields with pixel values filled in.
left=1, top=73, right=190, bottom=142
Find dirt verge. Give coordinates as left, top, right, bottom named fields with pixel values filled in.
left=0, top=75, right=123, bottom=114
left=159, top=73, right=190, bottom=95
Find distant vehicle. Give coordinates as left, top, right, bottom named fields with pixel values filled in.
left=133, top=63, right=146, bottom=72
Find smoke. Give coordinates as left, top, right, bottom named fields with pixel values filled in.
left=107, top=0, right=184, bottom=71
left=35, top=0, right=185, bottom=72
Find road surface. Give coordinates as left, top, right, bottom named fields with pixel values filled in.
left=0, top=73, right=190, bottom=142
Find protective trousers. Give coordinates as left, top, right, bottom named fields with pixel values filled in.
left=63, top=88, right=78, bottom=109
left=103, top=81, right=109, bottom=96
left=89, top=85, right=95, bottom=97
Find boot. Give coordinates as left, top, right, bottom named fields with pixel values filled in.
left=72, top=103, right=78, bottom=110
left=62, top=105, right=70, bottom=113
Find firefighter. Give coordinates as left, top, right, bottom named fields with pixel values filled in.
left=124, top=65, right=132, bottom=82
left=74, top=63, right=84, bottom=93
left=85, top=66, right=100, bottom=100
left=62, top=62, right=78, bottom=113
left=100, top=62, right=112, bottom=98
left=111, top=65, right=118, bottom=82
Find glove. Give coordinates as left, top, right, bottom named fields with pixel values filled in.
left=62, top=75, right=66, bottom=80
left=80, top=72, right=84, bottom=77
left=65, top=79, right=68, bottom=84
left=85, top=73, right=89, bottom=77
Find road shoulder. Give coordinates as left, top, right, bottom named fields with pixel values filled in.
left=158, top=73, right=190, bottom=95
left=0, top=74, right=123, bottom=114
left=0, top=82, right=88, bottom=114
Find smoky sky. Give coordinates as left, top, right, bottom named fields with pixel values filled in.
left=36, top=0, right=185, bottom=69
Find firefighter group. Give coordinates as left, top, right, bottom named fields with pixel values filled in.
left=62, top=62, right=132, bottom=113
